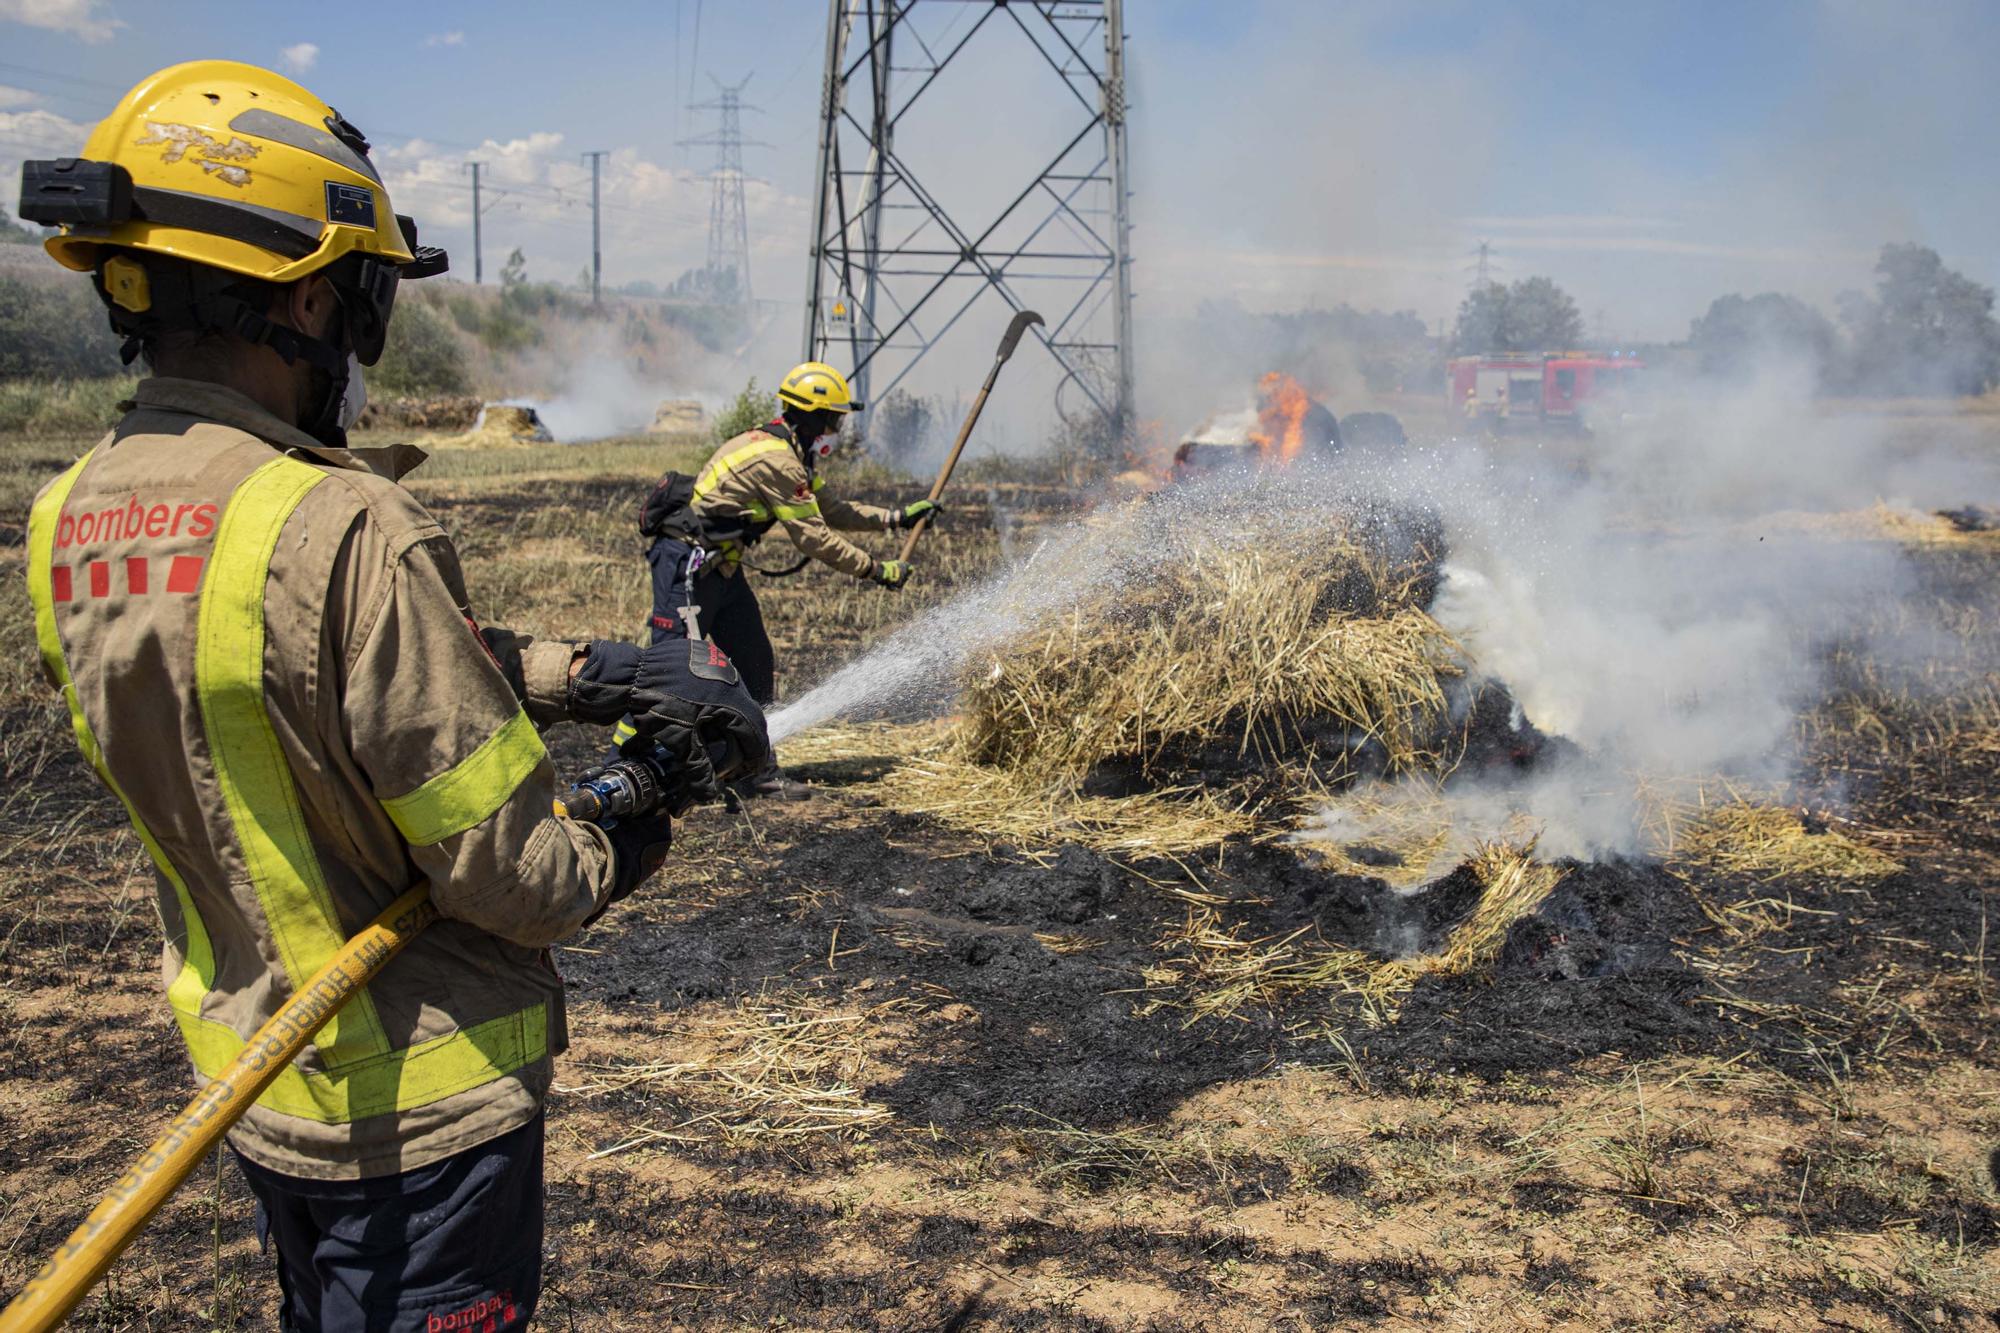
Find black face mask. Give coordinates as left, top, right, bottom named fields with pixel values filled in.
left=787, top=408, right=841, bottom=450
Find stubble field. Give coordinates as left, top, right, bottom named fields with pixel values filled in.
left=0, top=417, right=1997, bottom=1330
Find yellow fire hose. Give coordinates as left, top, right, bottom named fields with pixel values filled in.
left=0, top=886, right=437, bottom=1333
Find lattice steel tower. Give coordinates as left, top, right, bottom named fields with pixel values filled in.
left=803, top=0, right=1134, bottom=438
left=683, top=76, right=763, bottom=307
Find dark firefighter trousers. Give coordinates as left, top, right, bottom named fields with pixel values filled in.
left=233, top=1113, right=545, bottom=1332
left=642, top=536, right=776, bottom=706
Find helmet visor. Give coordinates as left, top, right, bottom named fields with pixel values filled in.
left=334, top=215, right=447, bottom=365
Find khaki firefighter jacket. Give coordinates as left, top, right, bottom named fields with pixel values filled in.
left=687, top=425, right=896, bottom=579
left=25, top=378, right=618, bottom=1180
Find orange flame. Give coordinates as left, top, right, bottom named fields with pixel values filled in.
left=1249, top=371, right=1311, bottom=464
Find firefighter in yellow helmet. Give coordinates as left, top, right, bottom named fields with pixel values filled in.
left=632, top=361, right=938, bottom=796
left=19, top=61, right=765, bottom=1326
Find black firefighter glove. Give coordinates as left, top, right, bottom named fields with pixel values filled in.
left=586, top=808, right=674, bottom=924
left=566, top=639, right=644, bottom=724
left=873, top=559, right=913, bottom=591
left=623, top=636, right=770, bottom=796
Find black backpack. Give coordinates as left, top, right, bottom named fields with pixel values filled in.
left=638, top=471, right=698, bottom=539
left=639, top=471, right=756, bottom=546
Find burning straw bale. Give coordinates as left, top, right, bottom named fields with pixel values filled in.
left=797, top=501, right=1459, bottom=859
left=957, top=521, right=1459, bottom=789
left=429, top=403, right=554, bottom=451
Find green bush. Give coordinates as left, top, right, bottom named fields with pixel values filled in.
left=443, top=290, right=487, bottom=336
left=372, top=295, right=470, bottom=397
left=0, top=377, right=139, bottom=436
left=0, top=274, right=125, bottom=379
left=712, top=378, right=779, bottom=445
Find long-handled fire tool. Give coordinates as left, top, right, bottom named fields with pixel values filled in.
left=896, top=309, right=1044, bottom=565
left=0, top=744, right=697, bottom=1333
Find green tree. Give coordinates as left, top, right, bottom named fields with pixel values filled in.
left=483, top=248, right=538, bottom=352
left=1688, top=292, right=1838, bottom=380
left=1452, top=276, right=1583, bottom=352
left=1507, top=276, right=1583, bottom=349
left=371, top=295, right=470, bottom=398
left=1452, top=282, right=1509, bottom=353
left=1840, top=243, right=2000, bottom=396
left=712, top=378, right=779, bottom=445
left=871, top=389, right=937, bottom=466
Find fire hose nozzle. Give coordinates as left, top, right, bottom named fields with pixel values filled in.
left=556, top=748, right=679, bottom=826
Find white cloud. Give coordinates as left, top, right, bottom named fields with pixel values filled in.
left=0, top=0, right=121, bottom=42
left=2, top=105, right=93, bottom=215
left=423, top=30, right=465, bottom=48
left=0, top=84, right=38, bottom=110
left=279, top=42, right=319, bottom=74
left=374, top=130, right=805, bottom=293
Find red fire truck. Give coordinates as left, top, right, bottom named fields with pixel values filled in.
left=1447, top=352, right=1643, bottom=428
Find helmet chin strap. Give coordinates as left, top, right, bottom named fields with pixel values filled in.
left=256, top=289, right=358, bottom=449
left=99, top=257, right=359, bottom=448
left=298, top=353, right=360, bottom=449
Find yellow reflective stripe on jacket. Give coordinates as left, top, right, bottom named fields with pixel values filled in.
left=173, top=1001, right=547, bottom=1123
left=380, top=709, right=546, bottom=846
left=743, top=496, right=820, bottom=521
left=198, top=456, right=390, bottom=1062
left=810, top=474, right=826, bottom=492
left=691, top=437, right=790, bottom=504
left=27, top=450, right=218, bottom=1033
left=612, top=719, right=638, bottom=746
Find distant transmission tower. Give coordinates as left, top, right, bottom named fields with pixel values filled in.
left=681, top=75, right=765, bottom=307
left=804, top=0, right=1135, bottom=441
left=1471, top=240, right=1496, bottom=290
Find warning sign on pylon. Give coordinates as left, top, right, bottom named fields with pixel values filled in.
left=829, top=299, right=851, bottom=328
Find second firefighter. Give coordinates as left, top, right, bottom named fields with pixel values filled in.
left=630, top=362, right=937, bottom=795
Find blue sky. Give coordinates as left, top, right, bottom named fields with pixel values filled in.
left=2, top=0, right=1995, bottom=345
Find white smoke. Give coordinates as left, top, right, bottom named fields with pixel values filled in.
left=1306, top=352, right=1993, bottom=868
left=507, top=327, right=721, bottom=443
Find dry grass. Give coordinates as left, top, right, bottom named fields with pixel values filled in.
left=1289, top=777, right=1467, bottom=887
left=878, top=753, right=1260, bottom=859
left=1663, top=799, right=1903, bottom=883
left=1008, top=1110, right=1244, bottom=1192
left=1142, top=843, right=1564, bottom=1026
left=559, top=991, right=901, bottom=1154
left=1744, top=503, right=2000, bottom=548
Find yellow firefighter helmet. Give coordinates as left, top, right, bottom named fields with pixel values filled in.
left=777, top=362, right=863, bottom=414
left=20, top=59, right=445, bottom=364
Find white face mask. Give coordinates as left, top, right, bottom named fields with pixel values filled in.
left=337, top=352, right=368, bottom=432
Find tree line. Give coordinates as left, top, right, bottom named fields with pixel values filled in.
left=1453, top=243, right=2000, bottom=397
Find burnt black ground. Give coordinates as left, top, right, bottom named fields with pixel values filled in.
left=550, top=693, right=1995, bottom=1143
